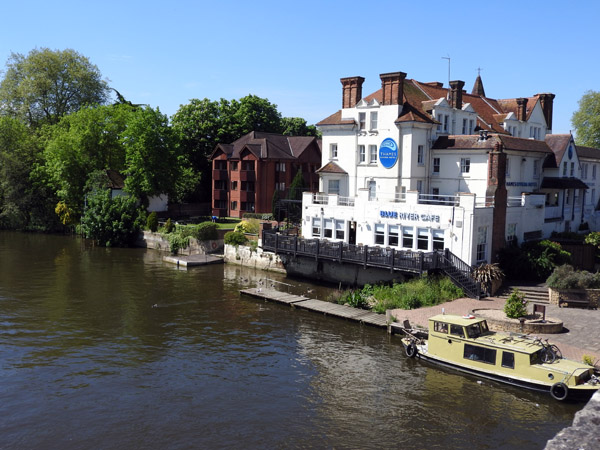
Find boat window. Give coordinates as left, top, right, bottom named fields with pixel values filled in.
left=501, top=352, right=515, bottom=369
left=434, top=322, right=448, bottom=333
left=463, top=344, right=497, bottom=364
left=450, top=324, right=465, bottom=337
left=467, top=324, right=481, bottom=338
left=479, top=321, right=489, bottom=334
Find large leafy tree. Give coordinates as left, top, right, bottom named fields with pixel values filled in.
left=572, top=90, right=600, bottom=148
left=280, top=117, right=319, bottom=137
left=0, top=48, right=110, bottom=127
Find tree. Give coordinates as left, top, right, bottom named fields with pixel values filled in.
left=572, top=90, right=600, bottom=148
left=280, top=117, right=319, bottom=137
left=287, top=169, right=305, bottom=223
left=0, top=48, right=109, bottom=127
left=234, top=95, right=281, bottom=133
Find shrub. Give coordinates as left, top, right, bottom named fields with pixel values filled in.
left=504, top=289, right=528, bottom=319
left=338, top=290, right=370, bottom=309
left=146, top=212, right=158, bottom=232
left=242, top=212, right=274, bottom=221
left=547, top=265, right=600, bottom=289
left=472, top=263, right=504, bottom=294
left=194, top=222, right=219, bottom=241
left=235, top=219, right=259, bottom=235
left=164, top=218, right=175, bottom=233
left=224, top=230, right=248, bottom=246
left=585, top=231, right=600, bottom=249
left=499, top=240, right=571, bottom=281
left=166, top=234, right=189, bottom=255
left=582, top=355, right=596, bottom=366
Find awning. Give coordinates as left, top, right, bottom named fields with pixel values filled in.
left=540, top=177, right=588, bottom=190
left=316, top=161, right=347, bottom=174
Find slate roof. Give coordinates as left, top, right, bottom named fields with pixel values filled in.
left=316, top=161, right=347, bottom=174
left=432, top=134, right=554, bottom=154
left=211, top=131, right=320, bottom=161
left=576, top=145, right=600, bottom=159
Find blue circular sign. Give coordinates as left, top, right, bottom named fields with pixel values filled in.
left=379, top=138, right=398, bottom=169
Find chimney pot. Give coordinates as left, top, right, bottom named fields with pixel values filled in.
left=340, top=76, right=365, bottom=109
left=379, top=71, right=407, bottom=105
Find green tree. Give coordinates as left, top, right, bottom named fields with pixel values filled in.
left=0, top=48, right=109, bottom=127
left=80, top=189, right=145, bottom=247
left=234, top=95, right=281, bottom=133
left=572, top=90, right=600, bottom=148
left=287, top=169, right=305, bottom=223
left=280, top=117, right=319, bottom=137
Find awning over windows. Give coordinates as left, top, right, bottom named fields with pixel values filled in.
left=540, top=177, right=588, bottom=190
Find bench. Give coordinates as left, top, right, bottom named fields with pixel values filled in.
left=558, top=292, right=592, bottom=309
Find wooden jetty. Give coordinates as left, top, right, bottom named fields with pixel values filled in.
left=163, top=254, right=224, bottom=268
left=240, top=287, right=391, bottom=329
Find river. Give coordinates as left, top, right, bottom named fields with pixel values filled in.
left=0, top=231, right=580, bottom=449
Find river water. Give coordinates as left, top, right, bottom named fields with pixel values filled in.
left=0, top=231, right=581, bottom=449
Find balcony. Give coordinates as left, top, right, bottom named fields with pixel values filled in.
left=212, top=169, right=228, bottom=181
left=240, top=191, right=255, bottom=202
left=240, top=170, right=256, bottom=181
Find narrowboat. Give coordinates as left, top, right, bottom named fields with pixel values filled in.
left=401, top=314, right=600, bottom=401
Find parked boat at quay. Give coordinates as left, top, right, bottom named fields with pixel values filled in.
left=401, top=314, right=600, bottom=401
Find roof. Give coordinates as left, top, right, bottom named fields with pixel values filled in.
left=106, top=169, right=125, bottom=189
left=540, top=177, right=588, bottom=190
left=210, top=131, right=321, bottom=161
left=576, top=145, right=600, bottom=159
left=319, top=75, right=549, bottom=134
left=316, top=161, right=347, bottom=174
left=432, top=134, right=554, bottom=154
left=428, top=314, right=487, bottom=327
left=545, top=134, right=571, bottom=164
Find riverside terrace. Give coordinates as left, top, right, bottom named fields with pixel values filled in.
left=261, top=230, right=482, bottom=298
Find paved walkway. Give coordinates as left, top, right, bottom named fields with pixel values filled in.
left=391, top=297, right=600, bottom=365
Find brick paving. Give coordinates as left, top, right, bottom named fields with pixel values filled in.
left=391, top=297, right=600, bottom=365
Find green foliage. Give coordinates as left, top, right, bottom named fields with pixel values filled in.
left=572, top=90, right=600, bottom=148
left=165, top=233, right=189, bottom=255
left=80, top=189, right=144, bottom=247
left=242, top=212, right=274, bottom=221
left=582, top=355, right=595, bottom=366
left=164, top=218, right=175, bottom=233
left=499, top=240, right=571, bottom=281
left=0, top=48, right=109, bottom=127
left=504, top=289, right=528, bottom=319
left=271, top=189, right=282, bottom=221
left=224, top=230, right=248, bottom=246
left=248, top=240, right=258, bottom=253
left=546, top=265, right=600, bottom=289
left=472, top=263, right=504, bottom=295
left=55, top=201, right=75, bottom=225
left=280, top=117, right=320, bottom=137
left=234, top=219, right=259, bottom=235
left=337, top=290, right=371, bottom=309
left=585, top=231, right=600, bottom=249
left=146, top=212, right=158, bottom=232
left=177, top=222, right=218, bottom=241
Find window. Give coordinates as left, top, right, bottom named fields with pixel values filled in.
left=417, top=145, right=424, bottom=165
left=370, top=111, right=378, bottom=130
left=416, top=180, right=423, bottom=193
left=562, top=162, right=567, bottom=176
left=583, top=163, right=588, bottom=179
left=388, top=225, right=399, bottom=246
left=231, top=161, right=238, bottom=171
left=241, top=202, right=255, bottom=212
left=433, top=230, right=444, bottom=251
left=402, top=227, right=414, bottom=249
left=230, top=201, right=237, bottom=211
left=477, top=226, right=488, bottom=262
left=330, top=143, right=338, bottom=159
left=374, top=223, right=385, bottom=245
left=215, top=199, right=227, bottom=209
left=462, top=118, right=467, bottom=135
left=275, top=162, right=286, bottom=172
left=358, top=145, right=365, bottom=163
left=324, top=219, right=333, bottom=238
left=242, top=181, right=255, bottom=192
left=231, top=181, right=238, bottom=190
left=369, top=145, right=377, bottom=163
left=335, top=220, right=345, bottom=240
left=461, top=158, right=470, bottom=174
left=570, top=162, right=574, bottom=177
left=328, top=179, right=340, bottom=195
left=368, top=180, right=376, bottom=200
left=505, top=157, right=510, bottom=178
left=533, top=160, right=539, bottom=178
left=433, top=158, right=440, bottom=174
left=358, top=112, right=366, bottom=130
left=276, top=182, right=286, bottom=191
left=214, top=160, right=227, bottom=170
left=546, top=192, right=559, bottom=206
left=593, top=164, right=597, bottom=180
left=501, top=352, right=515, bottom=369
left=469, top=119, right=475, bottom=135
left=434, top=322, right=448, bottom=333
left=312, top=218, right=321, bottom=237
left=450, top=324, right=464, bottom=337
left=464, top=344, right=497, bottom=364
left=417, top=228, right=428, bottom=250
left=214, top=180, right=226, bottom=190
left=443, top=115, right=449, bottom=132
left=507, top=223, right=517, bottom=244
left=242, top=160, right=255, bottom=171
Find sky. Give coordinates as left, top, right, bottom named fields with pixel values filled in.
left=1, top=0, right=599, bottom=135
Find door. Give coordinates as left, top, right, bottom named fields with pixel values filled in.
left=349, top=221, right=357, bottom=245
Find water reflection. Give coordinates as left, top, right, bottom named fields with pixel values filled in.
left=0, top=231, right=579, bottom=449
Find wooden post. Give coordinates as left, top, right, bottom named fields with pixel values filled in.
left=364, top=245, right=368, bottom=268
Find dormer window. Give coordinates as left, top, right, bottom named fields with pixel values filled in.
left=359, top=112, right=366, bottom=130
left=370, top=111, right=378, bottom=130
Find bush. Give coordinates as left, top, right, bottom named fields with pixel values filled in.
left=242, top=212, right=274, bottom=221
left=164, top=218, right=175, bottom=233
left=499, top=240, right=571, bottom=281
left=546, top=265, right=600, bottom=289
left=235, top=219, right=259, bottom=235
left=504, top=289, right=528, bottom=319
left=224, top=230, right=248, bottom=246
left=338, top=290, right=370, bottom=309
left=146, top=212, right=158, bottom=232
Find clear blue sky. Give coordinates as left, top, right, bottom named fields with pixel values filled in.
left=2, top=0, right=599, bottom=135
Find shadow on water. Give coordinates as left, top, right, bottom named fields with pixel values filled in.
left=0, top=231, right=579, bottom=449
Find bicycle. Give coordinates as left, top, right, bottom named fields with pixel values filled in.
left=532, top=337, right=562, bottom=363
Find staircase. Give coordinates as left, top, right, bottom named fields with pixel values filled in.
left=439, top=250, right=482, bottom=299
left=496, top=284, right=550, bottom=304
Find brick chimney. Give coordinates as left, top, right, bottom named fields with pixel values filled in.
left=516, top=98, right=528, bottom=122
left=380, top=71, right=407, bottom=105
left=449, top=80, right=465, bottom=109
left=341, top=76, right=365, bottom=109
left=536, top=93, right=555, bottom=131
left=486, top=141, right=507, bottom=263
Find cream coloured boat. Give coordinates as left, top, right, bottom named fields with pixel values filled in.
left=401, top=314, right=600, bottom=401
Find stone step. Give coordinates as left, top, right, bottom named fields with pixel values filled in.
left=497, top=285, right=550, bottom=303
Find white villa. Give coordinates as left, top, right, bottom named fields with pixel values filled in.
left=301, top=71, right=600, bottom=266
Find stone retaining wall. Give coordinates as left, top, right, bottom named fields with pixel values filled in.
left=545, top=391, right=600, bottom=449
left=135, top=231, right=223, bottom=255
left=471, top=309, right=563, bottom=334
left=223, top=244, right=286, bottom=273
left=548, top=287, right=599, bottom=308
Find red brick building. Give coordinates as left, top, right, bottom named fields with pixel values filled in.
left=211, top=131, right=321, bottom=218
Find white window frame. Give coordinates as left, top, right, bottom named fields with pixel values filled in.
left=312, top=218, right=321, bottom=238
left=358, top=145, right=365, bottom=163
left=461, top=158, right=470, bottom=174
left=417, top=145, right=424, bottom=165
left=330, top=143, right=338, bottom=159
left=369, top=145, right=377, bottom=164
left=328, top=179, right=340, bottom=195
left=323, top=218, right=334, bottom=238
left=433, top=157, right=440, bottom=174
left=358, top=112, right=366, bottom=130
left=370, top=111, right=378, bottom=130
left=374, top=223, right=385, bottom=245
left=476, top=226, right=488, bottom=262
left=335, top=220, right=345, bottom=240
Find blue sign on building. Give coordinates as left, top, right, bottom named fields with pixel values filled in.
left=379, top=138, right=398, bottom=169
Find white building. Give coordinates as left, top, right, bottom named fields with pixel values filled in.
left=302, top=71, right=600, bottom=266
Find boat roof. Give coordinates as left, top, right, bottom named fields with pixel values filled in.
left=429, top=314, right=487, bottom=326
